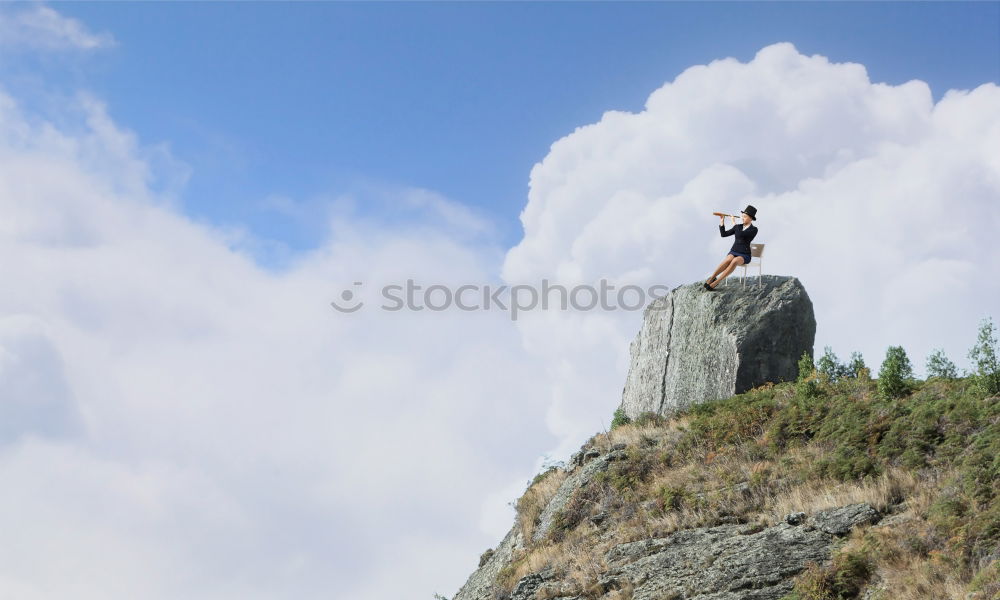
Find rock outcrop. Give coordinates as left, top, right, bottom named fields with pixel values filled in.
left=619, top=275, right=815, bottom=419
left=593, top=503, right=882, bottom=600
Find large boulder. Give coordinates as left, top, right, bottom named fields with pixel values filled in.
left=620, top=275, right=815, bottom=419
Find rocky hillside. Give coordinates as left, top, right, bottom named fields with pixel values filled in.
left=451, top=279, right=1000, bottom=600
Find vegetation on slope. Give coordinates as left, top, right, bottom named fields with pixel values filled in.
left=497, top=317, right=1000, bottom=600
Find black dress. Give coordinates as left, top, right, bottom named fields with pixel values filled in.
left=720, top=223, right=757, bottom=260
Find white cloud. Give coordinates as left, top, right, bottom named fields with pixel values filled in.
left=0, top=3, right=116, bottom=52
left=0, top=83, right=552, bottom=599
left=0, top=315, right=82, bottom=442
left=503, top=41, right=1000, bottom=461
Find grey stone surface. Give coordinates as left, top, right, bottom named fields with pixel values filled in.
left=599, top=519, right=835, bottom=600
left=809, top=502, right=882, bottom=536
left=533, top=448, right=620, bottom=543
left=620, top=275, right=816, bottom=419
left=451, top=522, right=524, bottom=600
left=784, top=511, right=807, bottom=526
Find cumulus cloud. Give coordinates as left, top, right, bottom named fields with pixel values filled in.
left=0, top=83, right=552, bottom=598
left=503, top=41, right=1000, bottom=461
left=0, top=3, right=115, bottom=52
left=0, top=315, right=82, bottom=442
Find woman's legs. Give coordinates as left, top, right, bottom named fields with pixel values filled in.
left=707, top=255, right=738, bottom=283
left=709, top=255, right=744, bottom=288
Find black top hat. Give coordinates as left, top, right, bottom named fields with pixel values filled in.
left=741, top=205, right=757, bottom=221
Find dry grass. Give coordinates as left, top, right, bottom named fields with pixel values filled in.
left=596, top=580, right=636, bottom=600
left=779, top=465, right=994, bottom=600
left=504, top=523, right=619, bottom=599
left=760, top=465, right=920, bottom=526
left=837, top=506, right=978, bottom=600
left=516, top=467, right=569, bottom=542
left=553, top=527, right=614, bottom=597
left=590, top=415, right=692, bottom=455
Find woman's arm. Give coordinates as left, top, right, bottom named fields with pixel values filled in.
left=720, top=223, right=735, bottom=237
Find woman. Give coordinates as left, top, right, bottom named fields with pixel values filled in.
left=704, top=205, right=757, bottom=290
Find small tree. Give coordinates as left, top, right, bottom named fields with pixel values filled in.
left=925, top=348, right=958, bottom=379
left=796, top=350, right=821, bottom=397
left=817, top=346, right=852, bottom=383
left=797, top=351, right=815, bottom=383
left=968, top=316, right=1000, bottom=396
left=878, top=345, right=914, bottom=399
left=847, top=351, right=867, bottom=378
left=816, top=346, right=838, bottom=382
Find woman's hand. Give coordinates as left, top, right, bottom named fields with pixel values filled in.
left=719, top=215, right=725, bottom=226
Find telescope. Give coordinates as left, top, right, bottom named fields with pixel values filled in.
left=712, top=211, right=743, bottom=219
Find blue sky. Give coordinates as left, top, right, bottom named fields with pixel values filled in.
left=7, top=1, right=998, bottom=265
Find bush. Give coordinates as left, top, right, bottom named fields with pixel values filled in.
left=877, top=345, right=914, bottom=399
left=634, top=411, right=669, bottom=428
left=797, top=351, right=815, bottom=383
left=968, top=316, right=1000, bottom=396
left=846, top=351, right=867, bottom=378
left=795, top=351, right=823, bottom=399
left=817, top=346, right=852, bottom=383
left=611, top=407, right=632, bottom=430
left=926, top=348, right=959, bottom=379
left=784, top=549, right=874, bottom=600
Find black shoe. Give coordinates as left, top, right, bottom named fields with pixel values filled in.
left=703, top=282, right=711, bottom=290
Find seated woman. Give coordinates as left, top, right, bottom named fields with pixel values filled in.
left=705, top=205, right=758, bottom=290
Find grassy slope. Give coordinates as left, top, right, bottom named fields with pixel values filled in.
left=501, top=372, right=1000, bottom=600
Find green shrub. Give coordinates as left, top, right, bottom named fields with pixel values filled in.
left=676, top=388, right=780, bottom=456
left=611, top=407, right=632, bottom=430
left=796, top=351, right=823, bottom=399
left=926, top=348, right=959, bottom=379
left=657, top=483, right=692, bottom=512
left=877, top=345, right=914, bottom=399
left=846, top=351, right=867, bottom=378
left=969, top=557, right=1000, bottom=598
left=797, top=351, right=815, bottom=382
left=817, top=346, right=851, bottom=383
left=968, top=316, right=1000, bottom=396
left=782, top=548, right=873, bottom=600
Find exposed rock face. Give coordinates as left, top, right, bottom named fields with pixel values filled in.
left=620, top=275, right=815, bottom=419
left=452, top=524, right=524, bottom=600
left=596, top=503, right=882, bottom=600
